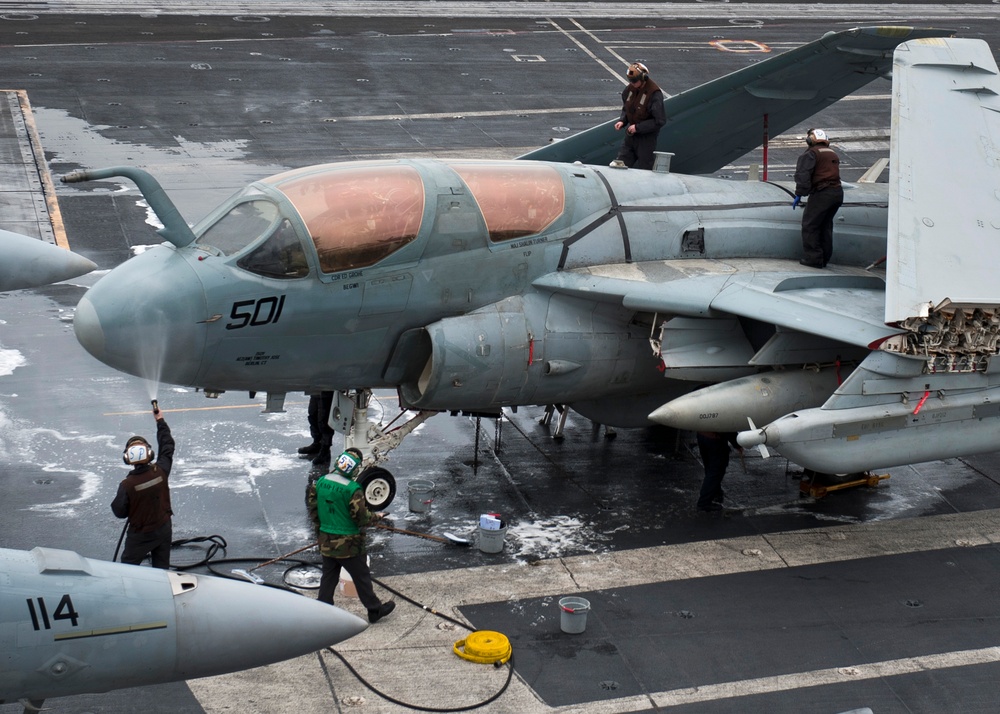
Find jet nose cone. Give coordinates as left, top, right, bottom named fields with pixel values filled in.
left=172, top=575, right=368, bottom=678
left=73, top=246, right=208, bottom=385
left=0, top=229, right=96, bottom=291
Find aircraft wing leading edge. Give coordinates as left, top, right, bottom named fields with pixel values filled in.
left=534, top=261, right=902, bottom=350
left=520, top=26, right=955, bottom=175
left=886, top=37, right=1000, bottom=322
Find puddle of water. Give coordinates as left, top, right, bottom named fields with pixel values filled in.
left=34, top=106, right=286, bottom=224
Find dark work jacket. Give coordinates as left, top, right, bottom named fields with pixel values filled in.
left=618, top=79, right=666, bottom=136
left=794, top=143, right=841, bottom=196
left=112, top=420, right=175, bottom=533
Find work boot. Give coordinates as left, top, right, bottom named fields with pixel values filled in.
left=312, top=447, right=331, bottom=469
left=368, top=601, right=396, bottom=624
left=297, top=441, right=321, bottom=456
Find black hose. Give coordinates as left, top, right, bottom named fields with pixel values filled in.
left=373, top=575, right=473, bottom=632
left=324, top=647, right=515, bottom=713
left=161, top=535, right=515, bottom=710
left=169, top=534, right=228, bottom=569
left=112, top=520, right=128, bottom=562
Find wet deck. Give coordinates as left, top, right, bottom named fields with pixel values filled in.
left=3, top=3, right=1000, bottom=713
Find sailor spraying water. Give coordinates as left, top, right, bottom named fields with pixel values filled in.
left=111, top=401, right=175, bottom=568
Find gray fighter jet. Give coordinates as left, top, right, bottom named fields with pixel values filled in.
left=0, top=229, right=95, bottom=292
left=67, top=28, right=1000, bottom=497
left=0, top=546, right=367, bottom=711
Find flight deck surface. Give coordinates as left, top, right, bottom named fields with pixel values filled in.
left=3, top=3, right=1000, bottom=713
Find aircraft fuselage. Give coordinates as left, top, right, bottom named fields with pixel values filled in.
left=73, top=159, right=888, bottom=422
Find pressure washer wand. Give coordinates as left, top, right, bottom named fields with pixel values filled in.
left=374, top=522, right=471, bottom=547
left=231, top=542, right=318, bottom=584
left=249, top=542, right=318, bottom=571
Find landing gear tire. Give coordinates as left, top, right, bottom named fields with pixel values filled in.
left=359, top=467, right=396, bottom=510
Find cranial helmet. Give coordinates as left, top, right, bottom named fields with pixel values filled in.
left=123, top=436, right=154, bottom=465
left=626, top=62, right=649, bottom=82
left=334, top=448, right=363, bottom=478
left=806, top=128, right=828, bottom=145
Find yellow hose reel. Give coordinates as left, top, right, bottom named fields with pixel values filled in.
left=453, top=630, right=512, bottom=665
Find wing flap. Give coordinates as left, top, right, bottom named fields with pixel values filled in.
left=535, top=259, right=904, bottom=348
left=711, top=271, right=898, bottom=348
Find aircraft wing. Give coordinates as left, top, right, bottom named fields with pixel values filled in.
left=520, top=26, right=955, bottom=174
left=727, top=36, right=1000, bottom=473
left=885, top=37, right=1000, bottom=322
left=533, top=259, right=904, bottom=350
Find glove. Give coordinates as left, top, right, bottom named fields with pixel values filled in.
left=792, top=195, right=801, bottom=209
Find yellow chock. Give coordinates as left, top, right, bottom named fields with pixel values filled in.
left=453, top=630, right=512, bottom=665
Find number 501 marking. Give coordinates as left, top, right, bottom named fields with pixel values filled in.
left=226, top=295, right=286, bottom=330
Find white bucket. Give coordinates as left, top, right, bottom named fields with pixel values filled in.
left=407, top=479, right=435, bottom=513
left=559, top=596, right=590, bottom=634
left=478, top=523, right=507, bottom=553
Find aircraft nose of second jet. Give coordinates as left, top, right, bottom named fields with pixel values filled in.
left=170, top=573, right=368, bottom=678
left=74, top=246, right=208, bottom=385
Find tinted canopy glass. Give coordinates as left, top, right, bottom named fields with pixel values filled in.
left=448, top=162, right=565, bottom=242
left=269, top=164, right=425, bottom=273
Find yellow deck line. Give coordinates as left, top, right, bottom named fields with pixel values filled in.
left=15, top=90, right=70, bottom=250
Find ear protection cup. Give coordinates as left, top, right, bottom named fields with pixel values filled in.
left=345, top=447, right=363, bottom=463
left=626, top=61, right=649, bottom=82
left=806, top=128, right=827, bottom=146
left=123, top=436, right=154, bottom=465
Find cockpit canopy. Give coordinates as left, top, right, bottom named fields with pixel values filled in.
left=196, top=199, right=309, bottom=279
left=195, top=160, right=567, bottom=279
left=447, top=162, right=565, bottom=242
left=267, top=163, right=426, bottom=273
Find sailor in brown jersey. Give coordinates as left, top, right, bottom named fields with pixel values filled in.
left=613, top=61, right=666, bottom=170
left=111, top=402, right=176, bottom=568
left=794, top=128, right=844, bottom=268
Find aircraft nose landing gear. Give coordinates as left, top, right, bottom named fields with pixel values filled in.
left=328, top=389, right=437, bottom=511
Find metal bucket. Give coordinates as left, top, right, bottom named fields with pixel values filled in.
left=407, top=479, right=435, bottom=513
left=559, top=596, right=590, bottom=634
left=478, top=523, right=507, bottom=553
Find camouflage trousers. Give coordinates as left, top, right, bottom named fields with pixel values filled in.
left=317, top=529, right=366, bottom=559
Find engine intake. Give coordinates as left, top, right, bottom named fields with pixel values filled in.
left=393, top=294, right=656, bottom=412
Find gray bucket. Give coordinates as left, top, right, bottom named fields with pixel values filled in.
left=407, top=479, right=435, bottom=513
left=559, top=596, right=591, bottom=634
left=478, top=523, right=507, bottom=553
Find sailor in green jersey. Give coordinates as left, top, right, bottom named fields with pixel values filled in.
left=307, top=448, right=395, bottom=623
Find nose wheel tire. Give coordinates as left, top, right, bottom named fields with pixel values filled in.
left=359, top=467, right=396, bottom=510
